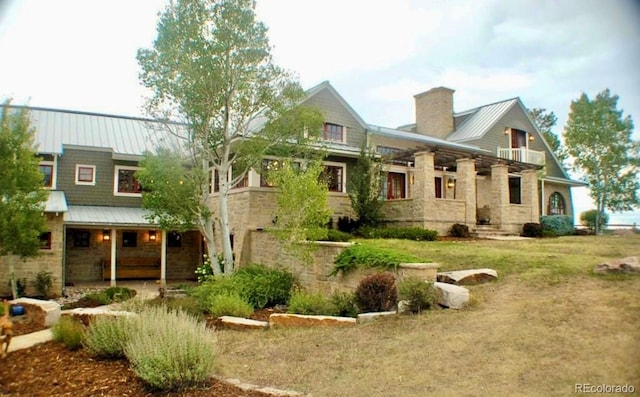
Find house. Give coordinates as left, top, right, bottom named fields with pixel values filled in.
left=0, top=81, right=583, bottom=296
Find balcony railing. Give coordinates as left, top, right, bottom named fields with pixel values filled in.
left=497, top=147, right=545, bottom=166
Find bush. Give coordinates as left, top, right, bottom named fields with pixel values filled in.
left=542, top=229, right=557, bottom=238
left=331, top=244, right=423, bottom=275
left=357, top=227, right=438, bottom=241
left=329, top=291, right=359, bottom=317
left=325, top=229, right=352, bottom=242
left=32, top=271, right=53, bottom=298
left=287, top=291, right=333, bottom=315
left=540, top=215, right=574, bottom=236
left=208, top=293, right=254, bottom=318
left=449, top=223, right=470, bottom=238
left=580, top=210, right=609, bottom=233
left=52, top=316, right=85, bottom=351
left=354, top=273, right=397, bottom=313
left=103, top=286, right=136, bottom=302
left=522, top=222, right=543, bottom=238
left=124, top=306, right=216, bottom=391
left=397, top=277, right=435, bottom=314
left=84, top=315, right=132, bottom=359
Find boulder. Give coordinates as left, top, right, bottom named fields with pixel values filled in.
left=11, top=298, right=61, bottom=326
left=217, top=316, right=269, bottom=330
left=594, top=256, right=640, bottom=274
left=269, top=313, right=356, bottom=328
left=433, top=282, right=469, bottom=309
left=62, top=307, right=136, bottom=326
left=357, top=311, right=397, bottom=323
left=437, top=268, right=498, bottom=285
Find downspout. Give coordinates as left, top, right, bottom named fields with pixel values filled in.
left=540, top=179, right=545, bottom=216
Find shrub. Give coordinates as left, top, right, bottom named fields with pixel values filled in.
left=522, top=222, right=543, bottom=238
left=449, top=223, right=470, bottom=238
left=540, top=215, right=574, bottom=236
left=103, top=286, right=136, bottom=302
left=287, top=291, right=333, bottom=315
left=325, top=229, right=352, bottom=242
left=542, top=229, right=557, bottom=238
left=124, top=306, right=216, bottom=391
left=32, top=271, right=53, bottom=298
left=580, top=210, right=609, bottom=233
left=84, top=315, right=132, bottom=359
left=329, top=291, right=359, bottom=317
left=357, top=227, right=438, bottom=241
left=397, top=277, right=435, bottom=314
left=331, top=244, right=423, bottom=275
left=208, top=293, right=254, bottom=318
left=354, top=273, right=397, bottom=313
left=52, top=316, right=85, bottom=351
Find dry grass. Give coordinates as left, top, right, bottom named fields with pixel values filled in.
left=217, top=235, right=640, bottom=396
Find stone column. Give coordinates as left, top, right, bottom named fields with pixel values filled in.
left=490, top=164, right=509, bottom=228
left=456, top=158, right=477, bottom=226
left=521, top=169, right=540, bottom=222
left=413, top=152, right=436, bottom=223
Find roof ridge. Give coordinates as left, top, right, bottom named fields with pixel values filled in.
left=454, top=97, right=519, bottom=116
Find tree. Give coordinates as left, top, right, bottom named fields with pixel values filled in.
left=0, top=102, right=47, bottom=298
left=137, top=0, right=323, bottom=275
left=580, top=209, right=609, bottom=234
left=527, top=107, right=568, bottom=166
left=564, top=89, right=640, bottom=234
left=348, top=145, right=384, bottom=227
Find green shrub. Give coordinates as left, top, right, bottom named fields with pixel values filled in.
left=449, top=223, right=470, bottom=238
left=542, top=229, right=557, bottom=238
left=329, top=291, right=359, bottom=317
left=84, top=315, right=132, bottom=359
left=580, top=210, right=609, bottom=233
left=357, top=227, right=438, bottom=241
left=522, top=222, right=543, bottom=238
left=103, top=286, right=136, bottom=302
left=331, top=244, right=423, bottom=275
left=540, top=215, right=574, bottom=236
left=208, top=293, right=254, bottom=318
left=354, top=273, right=397, bottom=313
left=397, top=277, right=435, bottom=314
left=287, top=291, right=333, bottom=315
left=52, top=316, right=85, bottom=350
left=32, top=271, right=53, bottom=298
left=124, top=306, right=216, bottom=391
left=323, top=229, right=352, bottom=242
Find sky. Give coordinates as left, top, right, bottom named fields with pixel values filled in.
left=1, top=0, right=639, bottom=225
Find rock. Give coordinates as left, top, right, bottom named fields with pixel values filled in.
left=437, top=268, right=498, bottom=285
left=62, top=307, right=136, bottom=326
left=11, top=298, right=61, bottom=326
left=357, top=311, right=397, bottom=323
left=594, top=256, right=640, bottom=274
left=269, top=313, right=356, bottom=328
left=433, top=282, right=469, bottom=309
left=397, top=300, right=412, bottom=315
left=217, top=316, right=269, bottom=330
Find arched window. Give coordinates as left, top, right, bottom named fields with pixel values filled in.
left=548, top=192, right=566, bottom=215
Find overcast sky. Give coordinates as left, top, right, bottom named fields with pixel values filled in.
left=1, top=0, right=639, bottom=223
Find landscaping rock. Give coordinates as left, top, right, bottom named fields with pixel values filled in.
left=62, top=307, right=136, bottom=326
left=437, top=268, right=498, bottom=285
left=433, top=282, right=469, bottom=309
left=357, top=311, right=397, bottom=323
left=217, top=316, right=269, bottom=330
left=11, top=298, right=61, bottom=326
left=269, top=313, right=356, bottom=328
left=594, top=256, right=640, bottom=274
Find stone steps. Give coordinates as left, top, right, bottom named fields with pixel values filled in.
left=471, top=225, right=518, bottom=238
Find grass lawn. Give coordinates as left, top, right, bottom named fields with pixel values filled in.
left=217, top=234, right=640, bottom=396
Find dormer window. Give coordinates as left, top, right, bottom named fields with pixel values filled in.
left=39, top=162, right=54, bottom=188
left=323, top=123, right=344, bottom=142
left=114, top=166, right=142, bottom=196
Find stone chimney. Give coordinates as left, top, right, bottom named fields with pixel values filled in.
left=414, top=87, right=455, bottom=139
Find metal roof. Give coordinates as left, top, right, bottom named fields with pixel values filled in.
left=64, top=205, right=157, bottom=227
left=446, top=98, right=518, bottom=142
left=44, top=190, right=68, bottom=213
left=366, top=124, right=491, bottom=154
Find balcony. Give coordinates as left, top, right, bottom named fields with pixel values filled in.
left=497, top=147, right=545, bottom=166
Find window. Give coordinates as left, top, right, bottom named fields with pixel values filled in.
left=323, top=123, right=344, bottom=142
left=509, top=176, right=521, bottom=204
left=434, top=177, right=443, bottom=198
left=382, top=172, right=406, bottom=200
left=122, top=231, right=137, bottom=247
left=39, top=232, right=52, bottom=250
left=73, top=231, right=91, bottom=247
left=510, top=128, right=527, bottom=149
left=75, top=164, right=96, bottom=185
left=548, top=192, right=566, bottom=215
left=231, top=166, right=248, bottom=189
left=168, top=232, right=182, bottom=247
left=39, top=163, right=53, bottom=188
left=115, top=166, right=141, bottom=196
left=322, top=164, right=344, bottom=192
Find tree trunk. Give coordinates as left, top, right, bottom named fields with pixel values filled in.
left=9, top=256, right=17, bottom=299
left=218, top=178, right=235, bottom=275
left=200, top=217, right=222, bottom=275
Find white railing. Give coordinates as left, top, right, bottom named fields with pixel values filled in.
left=497, top=148, right=545, bottom=165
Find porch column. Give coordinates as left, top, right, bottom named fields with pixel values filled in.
left=413, top=151, right=436, bottom=223
left=160, top=230, right=167, bottom=287
left=490, top=164, right=509, bottom=228
left=456, top=158, right=477, bottom=226
left=110, top=229, right=117, bottom=287
left=521, top=169, right=540, bottom=222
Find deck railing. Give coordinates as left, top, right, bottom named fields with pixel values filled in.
left=497, top=147, right=545, bottom=165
